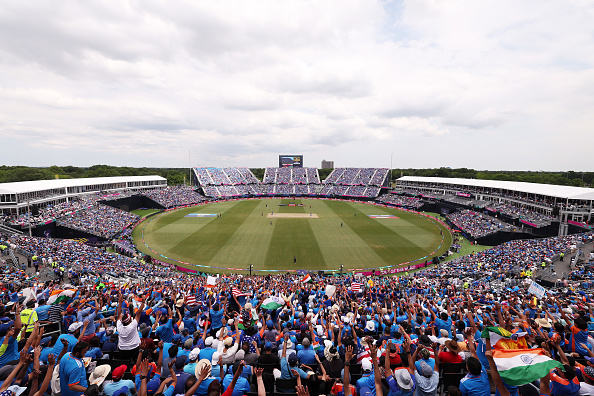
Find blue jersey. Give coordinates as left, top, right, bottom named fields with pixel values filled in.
left=59, top=353, right=88, bottom=396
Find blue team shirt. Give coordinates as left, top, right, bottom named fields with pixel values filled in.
left=59, top=353, right=88, bottom=396
left=155, top=319, right=173, bottom=343
left=210, top=308, right=224, bottom=329
left=222, top=374, right=251, bottom=396
left=435, top=316, right=452, bottom=338
left=459, top=370, right=490, bottom=396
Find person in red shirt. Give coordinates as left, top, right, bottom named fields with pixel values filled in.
left=439, top=340, right=463, bottom=364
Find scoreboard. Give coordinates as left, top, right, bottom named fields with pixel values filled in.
left=279, top=155, right=303, bottom=168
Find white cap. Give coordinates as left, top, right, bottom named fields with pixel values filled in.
left=189, top=348, right=201, bottom=361
left=68, top=322, right=83, bottom=333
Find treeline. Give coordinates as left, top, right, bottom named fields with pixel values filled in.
left=0, top=165, right=189, bottom=185
left=391, top=168, right=593, bottom=187
left=0, top=165, right=592, bottom=188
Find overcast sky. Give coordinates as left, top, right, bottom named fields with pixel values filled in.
left=0, top=0, right=593, bottom=171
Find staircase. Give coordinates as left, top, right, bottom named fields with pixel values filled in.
left=0, top=223, right=24, bottom=236
left=6, top=248, right=19, bottom=268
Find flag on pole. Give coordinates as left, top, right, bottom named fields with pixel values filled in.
left=261, top=296, right=285, bottom=310
left=351, top=282, right=362, bottom=293
left=302, top=274, right=312, bottom=283
left=490, top=348, right=563, bottom=386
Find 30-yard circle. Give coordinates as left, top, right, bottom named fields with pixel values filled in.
left=132, top=198, right=452, bottom=273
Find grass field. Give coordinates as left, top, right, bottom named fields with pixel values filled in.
left=131, top=209, right=161, bottom=217
left=132, top=199, right=452, bottom=273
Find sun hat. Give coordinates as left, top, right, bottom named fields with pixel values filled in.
left=535, top=318, right=551, bottom=329
left=420, top=360, right=433, bottom=377
left=195, top=359, right=212, bottom=378
left=205, top=336, right=214, bottom=346
left=394, top=369, right=413, bottom=390
left=445, top=340, right=461, bottom=354
left=223, top=337, right=233, bottom=347
left=324, top=345, right=339, bottom=362
left=418, top=335, right=432, bottom=346
left=89, top=365, right=111, bottom=386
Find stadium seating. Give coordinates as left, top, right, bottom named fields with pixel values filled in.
left=446, top=210, right=509, bottom=238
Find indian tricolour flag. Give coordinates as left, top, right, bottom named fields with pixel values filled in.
left=491, top=348, right=562, bottom=386
left=312, top=341, right=321, bottom=351
left=261, top=296, right=285, bottom=311
left=302, top=274, right=312, bottom=283
left=481, top=327, right=528, bottom=350
left=47, top=289, right=76, bottom=305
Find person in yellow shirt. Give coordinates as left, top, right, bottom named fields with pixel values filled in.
left=20, top=300, right=39, bottom=337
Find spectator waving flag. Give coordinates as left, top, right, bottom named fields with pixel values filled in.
left=232, top=287, right=250, bottom=297
left=351, top=282, right=362, bottom=293
left=47, top=289, right=76, bottom=305
left=481, top=327, right=528, bottom=350
left=356, top=345, right=370, bottom=363
left=490, top=348, right=562, bottom=386
left=185, top=294, right=197, bottom=306
left=261, top=296, right=285, bottom=310
left=302, top=274, right=312, bottom=283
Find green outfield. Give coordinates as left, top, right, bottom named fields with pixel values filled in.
left=132, top=199, right=452, bottom=273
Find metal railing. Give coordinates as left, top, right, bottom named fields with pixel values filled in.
left=7, top=248, right=19, bottom=269
left=0, top=223, right=24, bottom=236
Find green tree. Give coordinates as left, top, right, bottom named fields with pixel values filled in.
left=249, top=168, right=265, bottom=181
left=317, top=168, right=333, bottom=181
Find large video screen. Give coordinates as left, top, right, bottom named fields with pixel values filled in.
left=279, top=155, right=303, bottom=168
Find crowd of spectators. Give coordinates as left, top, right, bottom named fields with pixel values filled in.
left=324, top=168, right=388, bottom=186
left=194, top=168, right=259, bottom=186
left=2, top=194, right=111, bottom=226
left=1, top=227, right=593, bottom=396
left=56, top=204, right=140, bottom=239
left=486, top=202, right=555, bottom=224
left=376, top=194, right=424, bottom=209
left=447, top=210, right=509, bottom=238
left=143, top=187, right=207, bottom=209
left=318, top=186, right=380, bottom=197
left=263, top=168, right=321, bottom=185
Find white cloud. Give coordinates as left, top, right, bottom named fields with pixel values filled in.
left=0, top=0, right=593, bottom=170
